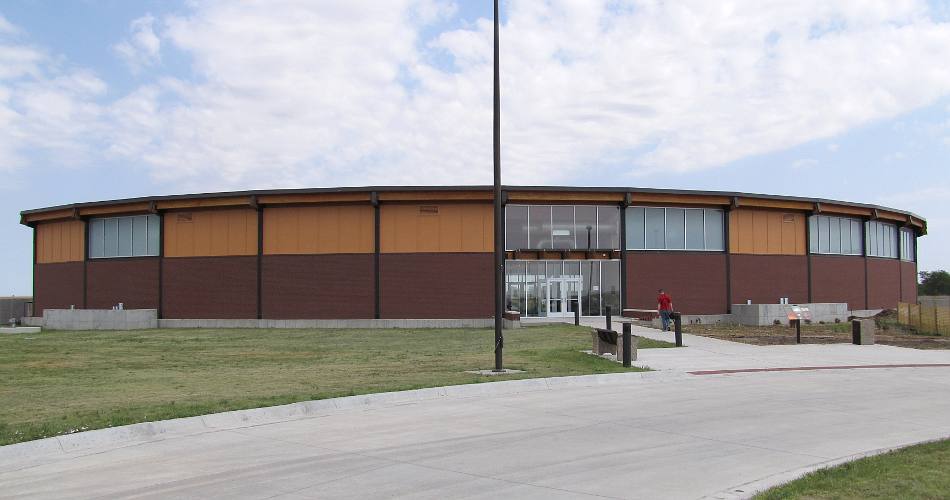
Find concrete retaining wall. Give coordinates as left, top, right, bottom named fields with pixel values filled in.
left=20, top=317, right=43, bottom=327
left=732, top=303, right=849, bottom=326
left=43, top=309, right=158, bottom=330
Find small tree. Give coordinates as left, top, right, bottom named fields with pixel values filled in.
left=918, top=270, right=950, bottom=296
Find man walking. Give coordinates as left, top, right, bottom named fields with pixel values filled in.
left=657, top=289, right=674, bottom=332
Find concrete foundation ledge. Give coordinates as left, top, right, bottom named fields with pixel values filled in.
left=0, top=370, right=683, bottom=469
left=158, top=318, right=520, bottom=329
left=0, top=327, right=41, bottom=334
left=43, top=309, right=158, bottom=330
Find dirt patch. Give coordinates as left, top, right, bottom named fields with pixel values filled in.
left=682, top=311, right=950, bottom=350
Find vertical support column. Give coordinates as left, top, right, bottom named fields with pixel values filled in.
left=805, top=211, right=813, bottom=304
left=619, top=193, right=629, bottom=312
left=372, top=192, right=381, bottom=319
left=157, top=211, right=164, bottom=319
left=31, top=225, right=37, bottom=316
left=255, top=197, right=263, bottom=320
left=724, top=207, right=732, bottom=314
left=863, top=220, right=870, bottom=310
left=82, top=215, right=88, bottom=309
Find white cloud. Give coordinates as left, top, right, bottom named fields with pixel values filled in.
left=0, top=18, right=105, bottom=172
left=93, top=0, right=950, bottom=189
left=113, top=14, right=161, bottom=73
left=827, top=143, right=839, bottom=152
left=6, top=0, right=950, bottom=190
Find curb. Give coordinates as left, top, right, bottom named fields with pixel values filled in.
left=705, top=436, right=950, bottom=499
left=0, top=370, right=686, bottom=471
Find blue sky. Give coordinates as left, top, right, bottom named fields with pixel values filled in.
left=2, top=0, right=950, bottom=296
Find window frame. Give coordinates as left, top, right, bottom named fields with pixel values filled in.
left=88, top=214, right=161, bottom=259
left=625, top=206, right=725, bottom=252
left=808, top=214, right=864, bottom=256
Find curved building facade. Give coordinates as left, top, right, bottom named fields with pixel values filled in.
left=21, top=186, right=925, bottom=320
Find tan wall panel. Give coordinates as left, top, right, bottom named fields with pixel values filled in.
left=36, top=220, right=85, bottom=263
left=164, top=208, right=258, bottom=257
left=381, top=203, right=492, bottom=253
left=263, top=205, right=373, bottom=254
left=730, top=209, right=805, bottom=255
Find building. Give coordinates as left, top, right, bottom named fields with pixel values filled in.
left=20, top=186, right=924, bottom=320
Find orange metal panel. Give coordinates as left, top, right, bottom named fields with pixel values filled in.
left=263, top=205, right=372, bottom=254
left=164, top=208, right=257, bottom=257
left=766, top=212, right=782, bottom=254
left=35, top=220, right=84, bottom=263
left=730, top=209, right=805, bottom=255
left=380, top=203, right=492, bottom=253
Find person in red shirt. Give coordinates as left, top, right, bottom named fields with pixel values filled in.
left=657, top=289, right=674, bottom=331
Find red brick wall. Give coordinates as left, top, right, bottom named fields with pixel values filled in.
left=162, top=256, right=258, bottom=319
left=810, top=255, right=866, bottom=309
left=262, top=254, right=374, bottom=319
left=866, top=257, right=901, bottom=310
left=625, top=252, right=727, bottom=315
left=730, top=254, right=808, bottom=306
left=86, top=258, right=160, bottom=310
left=34, top=262, right=84, bottom=315
left=380, top=253, right=492, bottom=319
left=900, top=260, right=918, bottom=304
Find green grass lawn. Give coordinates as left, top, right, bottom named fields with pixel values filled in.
left=755, top=439, right=950, bottom=499
left=0, top=324, right=671, bottom=446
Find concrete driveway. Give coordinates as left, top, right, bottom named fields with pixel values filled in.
left=2, top=325, right=949, bottom=499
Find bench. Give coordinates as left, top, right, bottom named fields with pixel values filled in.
left=591, top=328, right=639, bottom=361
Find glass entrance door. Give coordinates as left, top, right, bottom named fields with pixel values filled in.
left=547, top=278, right=581, bottom=317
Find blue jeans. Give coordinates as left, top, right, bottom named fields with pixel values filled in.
left=660, top=310, right=672, bottom=331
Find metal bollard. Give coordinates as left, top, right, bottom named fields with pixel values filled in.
left=622, top=322, right=632, bottom=367
left=673, top=312, right=683, bottom=347
left=574, top=305, right=580, bottom=326
left=791, top=318, right=801, bottom=344
left=605, top=306, right=612, bottom=331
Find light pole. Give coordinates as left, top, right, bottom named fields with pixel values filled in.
left=492, top=0, right=504, bottom=372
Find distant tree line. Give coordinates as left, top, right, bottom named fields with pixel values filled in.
left=919, top=270, right=950, bottom=296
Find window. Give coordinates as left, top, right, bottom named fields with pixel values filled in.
left=900, top=227, right=916, bottom=262
left=625, top=207, right=724, bottom=251
left=89, top=215, right=161, bottom=258
left=866, top=220, right=898, bottom=258
left=808, top=215, right=863, bottom=256
left=504, top=205, right=622, bottom=251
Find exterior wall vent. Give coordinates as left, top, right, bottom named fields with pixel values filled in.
left=419, top=206, right=439, bottom=215
left=177, top=212, right=193, bottom=223
left=782, top=214, right=795, bottom=223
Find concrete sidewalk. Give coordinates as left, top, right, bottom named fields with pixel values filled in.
left=571, top=316, right=950, bottom=373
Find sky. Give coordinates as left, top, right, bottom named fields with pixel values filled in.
left=2, top=0, right=950, bottom=296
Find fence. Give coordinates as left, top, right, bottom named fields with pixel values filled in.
left=898, top=302, right=950, bottom=336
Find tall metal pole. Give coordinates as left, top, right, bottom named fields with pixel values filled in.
left=492, top=0, right=505, bottom=372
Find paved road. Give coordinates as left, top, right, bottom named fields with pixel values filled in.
left=3, top=364, right=950, bottom=499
